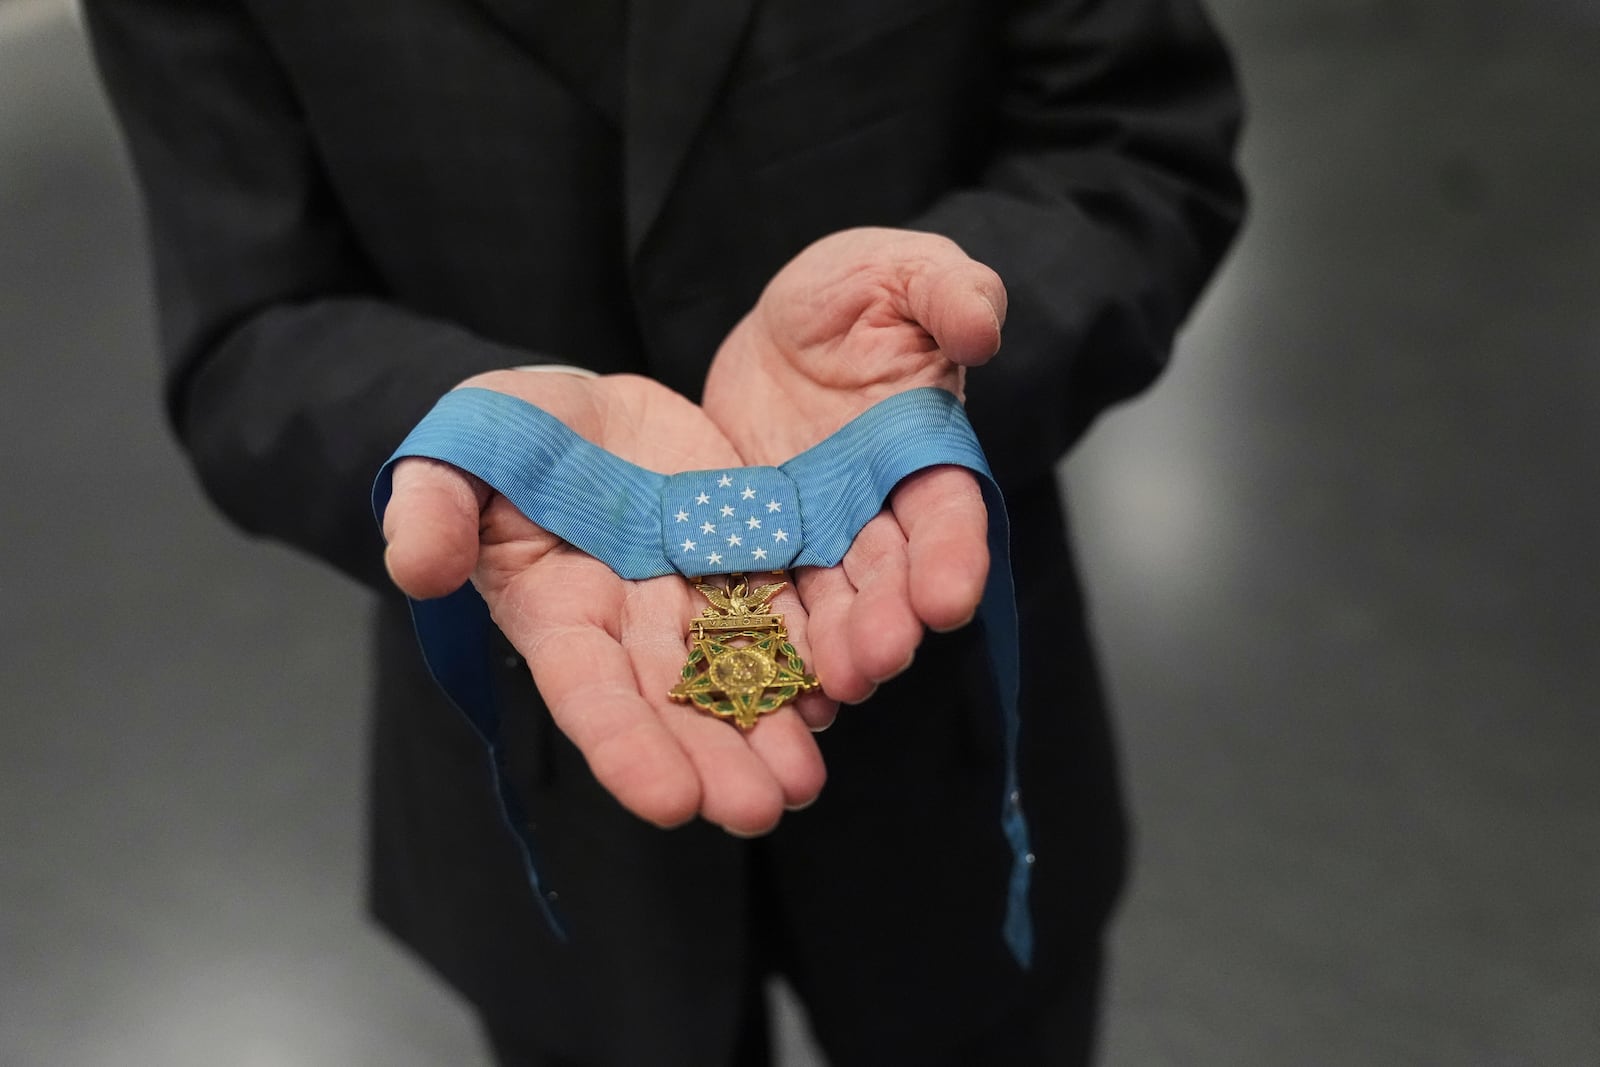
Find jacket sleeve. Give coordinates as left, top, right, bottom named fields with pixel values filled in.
left=911, top=0, right=1246, bottom=487
left=83, top=0, right=556, bottom=590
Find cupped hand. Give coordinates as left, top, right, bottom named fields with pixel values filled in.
left=702, top=228, right=1006, bottom=706
left=381, top=370, right=835, bottom=836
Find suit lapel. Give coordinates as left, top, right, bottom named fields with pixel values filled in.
left=624, top=0, right=758, bottom=257
left=471, top=0, right=627, bottom=123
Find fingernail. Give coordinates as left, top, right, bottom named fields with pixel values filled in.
left=884, top=649, right=916, bottom=681
left=843, top=684, right=879, bottom=706
left=930, top=610, right=977, bottom=634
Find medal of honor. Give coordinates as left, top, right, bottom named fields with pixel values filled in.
left=669, top=572, right=819, bottom=728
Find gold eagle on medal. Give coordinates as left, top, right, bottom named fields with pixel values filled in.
left=693, top=577, right=785, bottom=618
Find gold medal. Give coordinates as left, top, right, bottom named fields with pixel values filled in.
left=668, top=572, right=819, bottom=728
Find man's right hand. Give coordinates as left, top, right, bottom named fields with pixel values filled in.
left=379, top=370, right=834, bottom=837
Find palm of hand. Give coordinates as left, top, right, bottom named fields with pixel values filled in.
left=702, top=227, right=1005, bottom=464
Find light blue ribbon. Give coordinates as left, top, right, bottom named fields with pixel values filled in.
left=372, top=386, right=1035, bottom=967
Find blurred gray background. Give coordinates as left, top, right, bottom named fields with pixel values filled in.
left=3, top=0, right=1596, bottom=1063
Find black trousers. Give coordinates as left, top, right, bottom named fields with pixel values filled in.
left=482, top=935, right=1104, bottom=1067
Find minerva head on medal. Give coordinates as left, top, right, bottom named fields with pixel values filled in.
left=669, top=572, right=819, bottom=729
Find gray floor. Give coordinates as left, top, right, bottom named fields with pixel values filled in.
left=2, top=1, right=1596, bottom=1064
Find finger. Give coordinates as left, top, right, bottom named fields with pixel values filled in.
left=382, top=457, right=491, bottom=599
left=901, top=236, right=1007, bottom=367
left=839, top=512, right=923, bottom=683
left=794, top=565, right=877, bottom=706
left=650, top=577, right=827, bottom=823
left=620, top=579, right=789, bottom=836
left=496, top=556, right=703, bottom=829
left=889, top=463, right=985, bottom=630
left=764, top=579, right=840, bottom=732
left=892, top=465, right=989, bottom=632
left=792, top=686, right=840, bottom=734
left=743, top=707, right=828, bottom=811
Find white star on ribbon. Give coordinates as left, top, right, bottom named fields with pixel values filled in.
left=695, top=492, right=710, bottom=506
left=727, top=534, right=742, bottom=547
left=674, top=510, right=689, bottom=523
left=752, top=547, right=768, bottom=561
left=772, top=528, right=788, bottom=542
left=707, top=551, right=723, bottom=565
left=766, top=500, right=782, bottom=513
left=741, top=486, right=756, bottom=500
left=717, top=474, right=733, bottom=488
left=681, top=539, right=696, bottom=552
left=746, top=517, right=761, bottom=530
left=720, top=505, right=735, bottom=517
left=701, top=521, right=716, bottom=534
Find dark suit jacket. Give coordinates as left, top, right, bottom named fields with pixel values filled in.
left=87, top=1, right=1243, bottom=1062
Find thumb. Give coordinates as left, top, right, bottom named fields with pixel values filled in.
left=902, top=239, right=1008, bottom=367
left=382, top=456, right=491, bottom=599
